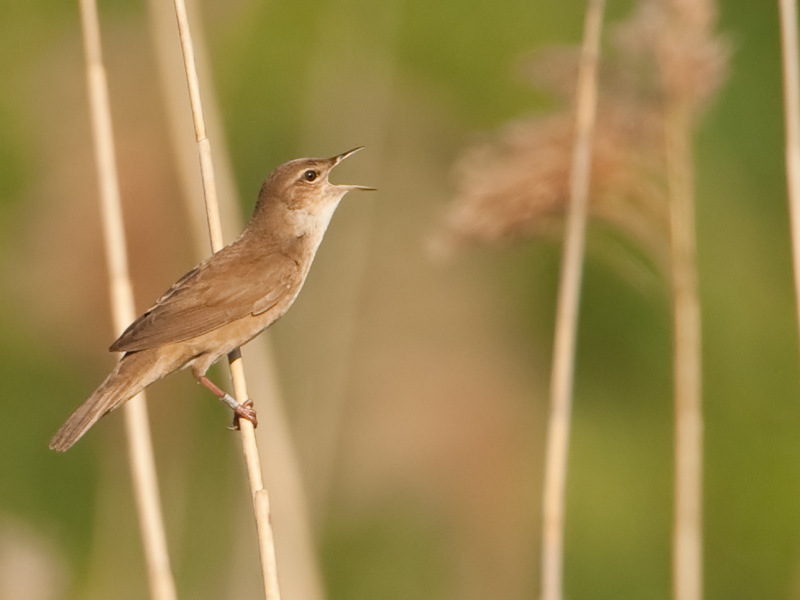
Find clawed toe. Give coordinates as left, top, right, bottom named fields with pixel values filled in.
left=232, top=399, right=258, bottom=430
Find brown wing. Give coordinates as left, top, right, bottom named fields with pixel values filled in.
left=110, top=241, right=299, bottom=352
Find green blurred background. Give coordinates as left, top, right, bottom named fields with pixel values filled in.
left=1, top=0, right=798, bottom=598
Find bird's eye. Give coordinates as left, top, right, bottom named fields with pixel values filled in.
left=303, top=169, right=318, bottom=182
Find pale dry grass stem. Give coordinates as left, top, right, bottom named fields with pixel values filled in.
left=78, top=0, right=177, bottom=599
left=437, top=1, right=727, bottom=599
left=622, top=2, right=726, bottom=598
left=779, top=0, right=800, bottom=360
left=170, top=0, right=281, bottom=598
left=540, top=2, right=605, bottom=600
left=296, top=1, right=400, bottom=521
left=147, top=1, right=323, bottom=599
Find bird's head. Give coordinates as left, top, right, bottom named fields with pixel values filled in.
left=259, top=147, right=375, bottom=217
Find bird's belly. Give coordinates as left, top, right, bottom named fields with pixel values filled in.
left=176, top=299, right=292, bottom=376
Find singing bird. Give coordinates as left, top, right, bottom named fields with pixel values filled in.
left=51, top=147, right=374, bottom=451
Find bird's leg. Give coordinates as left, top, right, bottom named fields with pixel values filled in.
left=196, top=375, right=258, bottom=429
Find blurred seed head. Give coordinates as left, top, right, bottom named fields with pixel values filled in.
left=433, top=0, right=728, bottom=267
left=616, top=0, right=729, bottom=109
left=433, top=101, right=670, bottom=266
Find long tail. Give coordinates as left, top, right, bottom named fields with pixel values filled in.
left=50, top=349, right=161, bottom=452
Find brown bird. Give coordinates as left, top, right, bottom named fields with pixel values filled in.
left=50, top=147, right=374, bottom=451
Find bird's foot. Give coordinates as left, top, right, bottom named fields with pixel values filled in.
left=197, top=375, right=258, bottom=430
left=232, top=399, right=258, bottom=430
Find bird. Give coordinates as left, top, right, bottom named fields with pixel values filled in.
left=50, top=147, right=374, bottom=451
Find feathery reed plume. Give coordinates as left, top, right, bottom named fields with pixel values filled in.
left=778, top=0, right=800, bottom=359
left=539, top=3, right=605, bottom=600
left=170, top=0, right=281, bottom=597
left=436, top=101, right=670, bottom=267
left=434, top=40, right=673, bottom=272
left=437, top=0, right=726, bottom=262
left=78, top=0, right=176, bottom=598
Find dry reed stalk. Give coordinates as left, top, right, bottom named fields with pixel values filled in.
left=619, top=1, right=725, bottom=595
left=170, top=0, right=280, bottom=597
left=665, top=95, right=702, bottom=600
left=779, top=0, right=800, bottom=349
left=438, top=2, right=724, bottom=598
left=78, top=1, right=177, bottom=599
left=654, top=2, right=714, bottom=597
left=146, top=2, right=323, bottom=599
left=296, top=2, right=399, bottom=519
left=540, top=2, right=605, bottom=599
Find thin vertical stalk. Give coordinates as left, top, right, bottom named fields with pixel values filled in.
left=78, top=1, right=177, bottom=599
left=297, top=1, right=400, bottom=519
left=665, top=95, right=703, bottom=600
left=779, top=0, right=800, bottom=347
left=170, top=0, right=280, bottom=598
left=146, top=1, right=323, bottom=598
left=540, top=2, right=605, bottom=599
left=656, top=1, right=710, bottom=596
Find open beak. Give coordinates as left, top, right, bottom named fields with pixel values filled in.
left=329, top=147, right=377, bottom=192
left=331, top=146, right=364, bottom=164
left=340, top=184, right=377, bottom=191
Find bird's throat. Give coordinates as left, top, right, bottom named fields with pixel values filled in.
left=285, top=200, right=341, bottom=249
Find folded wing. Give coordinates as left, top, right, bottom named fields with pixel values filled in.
left=111, top=241, right=298, bottom=352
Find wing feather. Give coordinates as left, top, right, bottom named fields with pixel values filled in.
left=110, top=242, right=298, bottom=352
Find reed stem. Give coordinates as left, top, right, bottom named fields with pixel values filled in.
left=170, top=0, right=281, bottom=597
left=78, top=0, right=177, bottom=598
left=779, top=0, right=800, bottom=352
left=665, top=89, right=703, bottom=600
left=540, top=1, right=605, bottom=599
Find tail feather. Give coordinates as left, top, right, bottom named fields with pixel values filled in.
left=50, top=350, right=160, bottom=451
